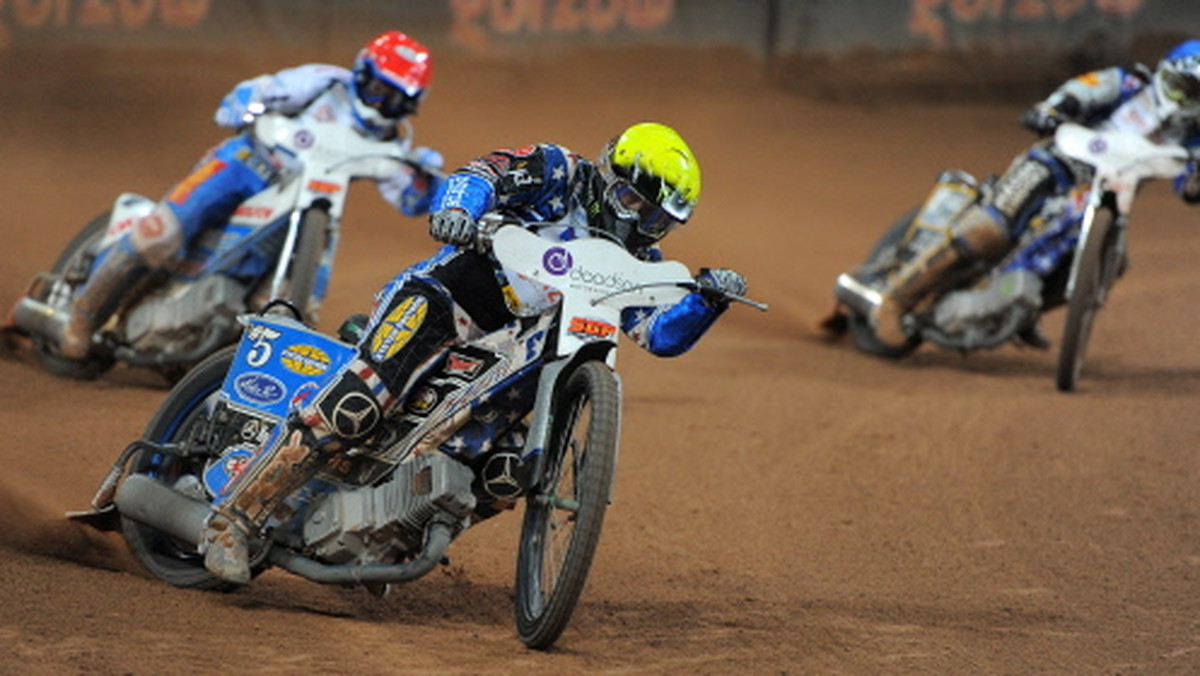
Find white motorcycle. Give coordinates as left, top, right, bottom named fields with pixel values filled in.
left=828, top=123, right=1193, bottom=392
left=8, top=111, right=435, bottom=382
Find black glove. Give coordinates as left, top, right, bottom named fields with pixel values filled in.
left=1020, top=95, right=1080, bottom=138
left=1021, top=106, right=1062, bottom=137
left=429, top=208, right=477, bottom=246
left=695, top=267, right=747, bottom=307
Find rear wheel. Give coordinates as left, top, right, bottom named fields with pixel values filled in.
left=121, top=346, right=238, bottom=591
left=514, top=361, right=620, bottom=649
left=1056, top=208, right=1119, bottom=392
left=29, top=211, right=116, bottom=379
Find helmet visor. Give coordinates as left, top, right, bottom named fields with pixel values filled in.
left=607, top=181, right=684, bottom=239
left=1161, top=68, right=1200, bottom=110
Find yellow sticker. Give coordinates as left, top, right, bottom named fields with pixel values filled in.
left=370, top=296, right=429, bottom=361
left=280, top=344, right=331, bottom=376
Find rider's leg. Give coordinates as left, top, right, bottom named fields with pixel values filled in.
left=200, top=273, right=462, bottom=583
left=56, top=205, right=182, bottom=359
left=871, top=204, right=1011, bottom=347
left=199, top=248, right=517, bottom=583
left=871, top=143, right=1076, bottom=348
left=57, top=134, right=272, bottom=360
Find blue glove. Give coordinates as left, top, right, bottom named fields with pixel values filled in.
left=429, top=208, right=477, bottom=246
left=695, top=267, right=747, bottom=306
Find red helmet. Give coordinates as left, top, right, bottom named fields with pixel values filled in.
left=351, top=31, right=433, bottom=131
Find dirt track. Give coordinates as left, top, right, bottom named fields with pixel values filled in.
left=3, top=46, right=1200, bottom=674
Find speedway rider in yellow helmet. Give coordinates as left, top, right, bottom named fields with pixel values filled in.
left=199, top=122, right=749, bottom=584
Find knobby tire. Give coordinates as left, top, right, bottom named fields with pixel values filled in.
left=514, top=361, right=620, bottom=649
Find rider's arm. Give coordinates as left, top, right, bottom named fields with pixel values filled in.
left=377, top=147, right=446, bottom=217
left=1023, top=66, right=1143, bottom=133
left=621, top=246, right=726, bottom=357
left=214, top=64, right=350, bottom=129
left=620, top=294, right=726, bottom=358
left=431, top=144, right=581, bottom=220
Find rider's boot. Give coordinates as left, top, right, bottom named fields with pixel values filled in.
left=872, top=205, right=1011, bottom=348
left=201, top=427, right=325, bottom=584
left=56, top=239, right=149, bottom=360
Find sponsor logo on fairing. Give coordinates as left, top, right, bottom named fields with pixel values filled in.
left=568, top=265, right=636, bottom=292
left=542, top=246, right=573, bottom=275
left=234, top=372, right=286, bottom=405
left=568, top=316, right=616, bottom=340
left=293, top=129, right=315, bottom=149
left=281, top=344, right=332, bottom=376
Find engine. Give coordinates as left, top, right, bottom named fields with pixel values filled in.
left=124, top=274, right=246, bottom=353
left=302, top=452, right=476, bottom=565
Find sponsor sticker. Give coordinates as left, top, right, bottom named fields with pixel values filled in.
left=543, top=246, right=573, bottom=275
left=370, top=296, right=429, bottom=361
left=445, top=352, right=485, bottom=379
left=307, top=179, right=343, bottom=194
left=280, top=344, right=331, bottom=376
left=568, top=316, right=617, bottom=340
left=406, top=386, right=440, bottom=415
left=233, top=372, right=287, bottom=405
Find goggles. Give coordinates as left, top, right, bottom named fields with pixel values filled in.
left=1161, top=68, right=1200, bottom=109
left=605, top=180, right=688, bottom=239
left=356, top=64, right=421, bottom=119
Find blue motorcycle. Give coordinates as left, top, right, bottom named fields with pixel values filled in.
left=69, top=222, right=766, bottom=648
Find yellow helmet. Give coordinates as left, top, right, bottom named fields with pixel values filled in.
left=598, top=122, right=701, bottom=243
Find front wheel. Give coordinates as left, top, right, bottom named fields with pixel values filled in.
left=514, top=361, right=620, bottom=649
left=1056, top=207, right=1119, bottom=392
left=120, top=346, right=237, bottom=591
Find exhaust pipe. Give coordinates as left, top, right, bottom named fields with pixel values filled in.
left=267, top=519, right=453, bottom=585
left=834, top=273, right=883, bottom=317
left=115, top=473, right=456, bottom=585
left=10, top=297, right=68, bottom=341
left=114, top=474, right=213, bottom=548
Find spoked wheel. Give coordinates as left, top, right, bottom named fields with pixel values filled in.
left=28, top=211, right=116, bottom=379
left=1056, top=208, right=1119, bottom=392
left=121, top=346, right=240, bottom=591
left=514, top=361, right=620, bottom=649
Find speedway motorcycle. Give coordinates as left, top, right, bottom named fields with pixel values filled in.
left=7, top=111, right=434, bottom=382
left=68, top=220, right=767, bottom=648
left=827, top=122, right=1193, bottom=391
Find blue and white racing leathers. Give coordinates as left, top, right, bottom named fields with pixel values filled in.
left=293, top=142, right=730, bottom=450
